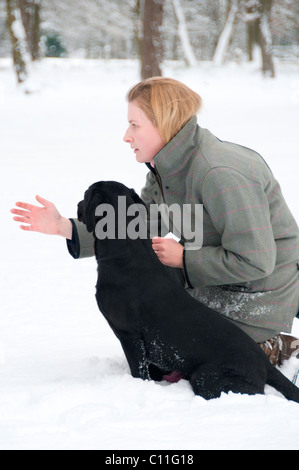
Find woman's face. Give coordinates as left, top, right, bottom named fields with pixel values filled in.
left=123, top=101, right=164, bottom=165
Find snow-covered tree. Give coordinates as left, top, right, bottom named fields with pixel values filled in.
left=172, top=0, right=197, bottom=66
left=213, top=0, right=239, bottom=65
left=6, top=0, right=28, bottom=83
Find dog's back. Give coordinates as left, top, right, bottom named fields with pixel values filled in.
left=78, top=181, right=299, bottom=403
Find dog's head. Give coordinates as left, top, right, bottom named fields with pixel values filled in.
left=77, top=181, right=144, bottom=233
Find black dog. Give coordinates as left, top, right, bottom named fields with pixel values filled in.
left=78, top=181, right=299, bottom=402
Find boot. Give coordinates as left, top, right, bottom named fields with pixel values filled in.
left=258, top=334, right=299, bottom=366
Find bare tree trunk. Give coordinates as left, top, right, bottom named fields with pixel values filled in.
left=243, top=0, right=275, bottom=77
left=19, top=0, right=41, bottom=61
left=172, top=0, right=197, bottom=67
left=213, top=0, right=239, bottom=65
left=141, top=0, right=164, bottom=80
left=247, top=19, right=259, bottom=61
left=6, top=0, right=28, bottom=83
left=258, top=0, right=275, bottom=77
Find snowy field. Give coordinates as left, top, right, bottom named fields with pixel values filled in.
left=1, top=57, right=299, bottom=450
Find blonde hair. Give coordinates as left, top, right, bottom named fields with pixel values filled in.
left=127, top=77, right=202, bottom=145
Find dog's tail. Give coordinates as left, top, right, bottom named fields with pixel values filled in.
left=266, top=364, right=299, bottom=403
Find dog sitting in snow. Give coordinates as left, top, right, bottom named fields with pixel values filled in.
left=77, top=181, right=299, bottom=402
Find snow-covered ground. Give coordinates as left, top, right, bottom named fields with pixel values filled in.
left=1, top=57, right=299, bottom=450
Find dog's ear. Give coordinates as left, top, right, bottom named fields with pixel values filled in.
left=77, top=184, right=105, bottom=233
left=77, top=200, right=86, bottom=224
left=86, top=188, right=104, bottom=233
left=129, top=189, right=145, bottom=206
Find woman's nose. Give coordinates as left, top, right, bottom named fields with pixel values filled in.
left=123, top=128, right=133, bottom=143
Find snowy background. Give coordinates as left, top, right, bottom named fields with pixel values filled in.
left=1, top=57, right=299, bottom=450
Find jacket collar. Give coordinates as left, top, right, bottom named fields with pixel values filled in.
left=145, top=162, right=156, bottom=174
left=148, top=116, right=199, bottom=178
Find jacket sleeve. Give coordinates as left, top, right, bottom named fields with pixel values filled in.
left=184, top=167, right=277, bottom=288
left=66, top=218, right=95, bottom=259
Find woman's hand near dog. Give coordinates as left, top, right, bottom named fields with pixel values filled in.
left=152, top=237, right=184, bottom=269
left=11, top=196, right=73, bottom=239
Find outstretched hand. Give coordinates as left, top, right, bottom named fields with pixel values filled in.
left=11, top=195, right=72, bottom=239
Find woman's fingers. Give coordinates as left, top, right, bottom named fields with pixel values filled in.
left=11, top=208, right=30, bottom=217
left=11, top=196, right=62, bottom=236
left=19, top=224, right=34, bottom=231
left=14, top=201, right=36, bottom=211
left=152, top=236, right=162, bottom=252
left=152, top=237, right=184, bottom=268
left=12, top=215, right=29, bottom=222
left=11, top=196, right=50, bottom=214
left=35, top=195, right=51, bottom=207
left=11, top=200, right=39, bottom=229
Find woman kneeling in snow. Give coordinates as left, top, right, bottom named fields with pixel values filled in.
left=11, top=77, right=299, bottom=367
